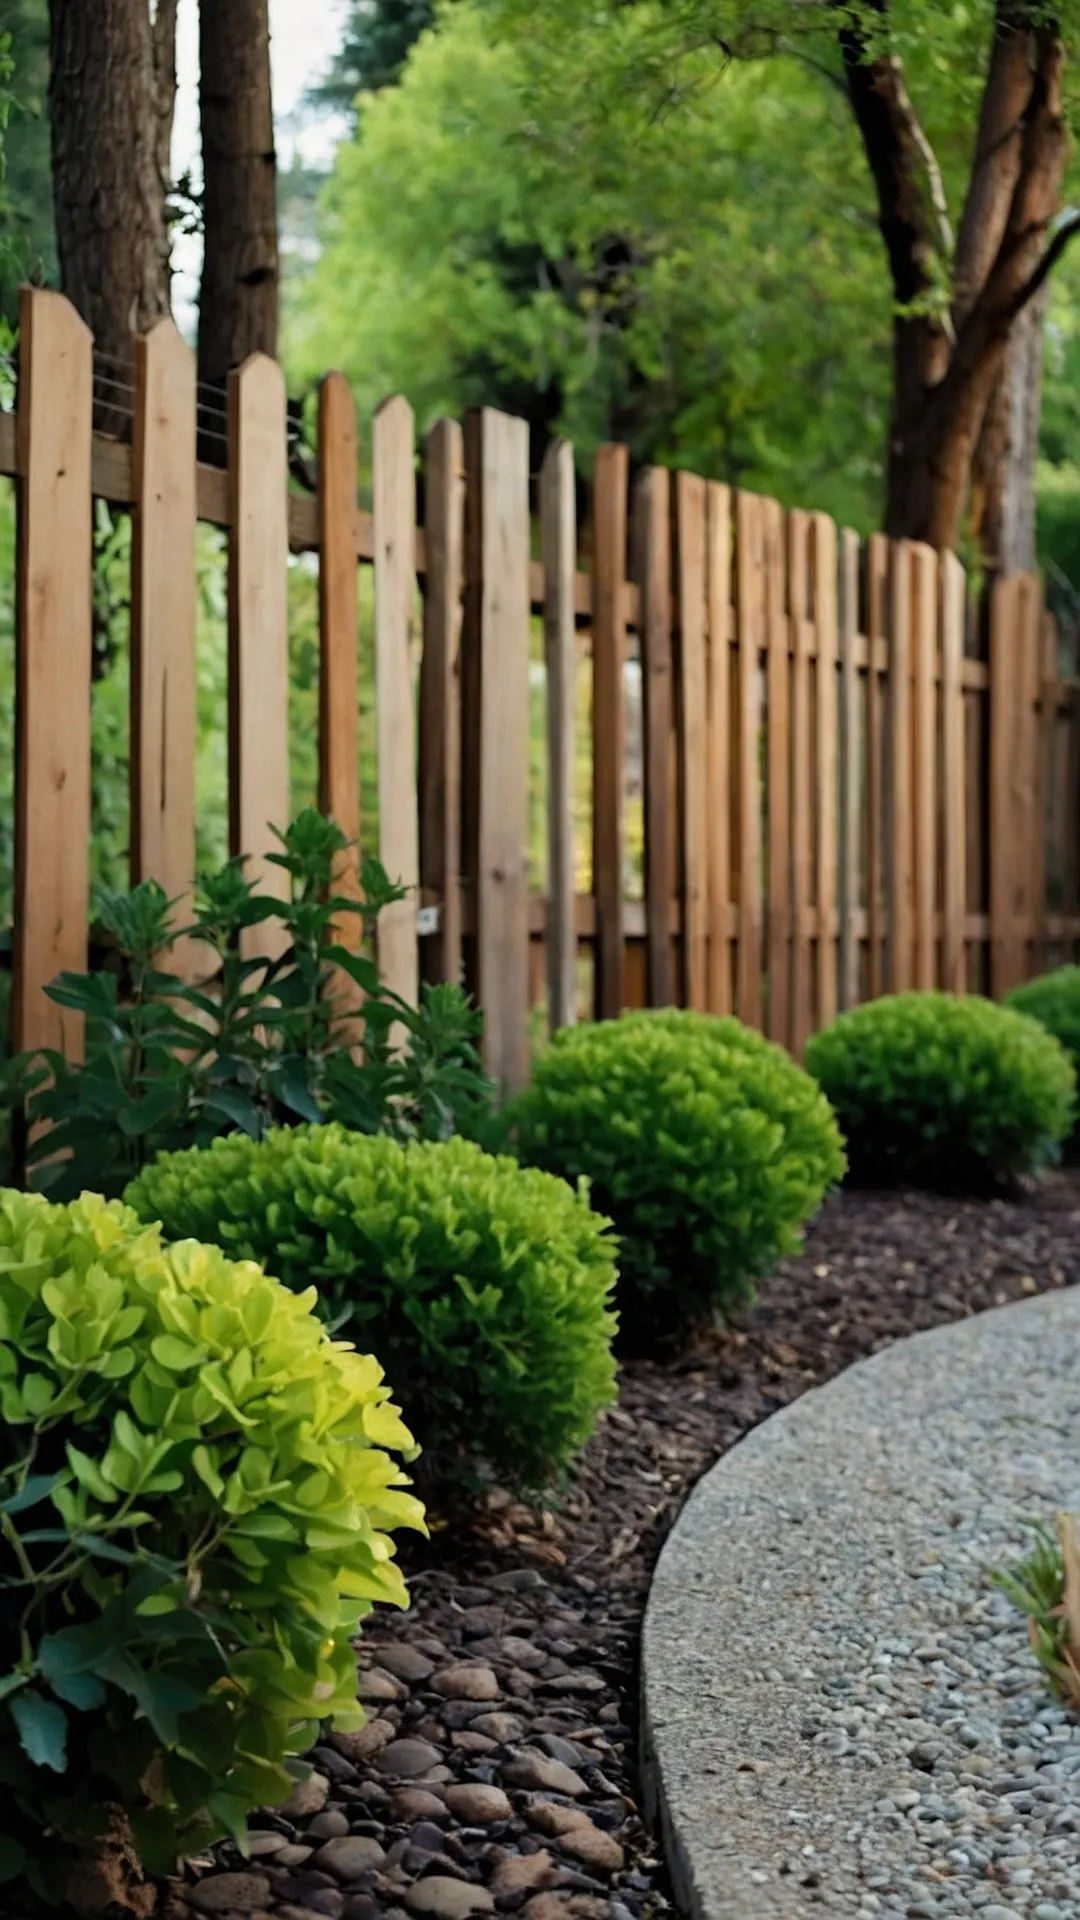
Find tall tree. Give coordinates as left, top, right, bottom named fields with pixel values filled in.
left=481, top=0, right=1080, bottom=566
left=198, top=0, right=279, bottom=388
left=46, top=0, right=172, bottom=370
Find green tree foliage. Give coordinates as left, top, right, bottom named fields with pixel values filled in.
left=0, top=0, right=55, bottom=322
left=289, top=1, right=890, bottom=522
left=310, top=0, right=438, bottom=110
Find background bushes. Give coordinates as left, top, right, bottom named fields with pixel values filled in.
left=509, top=1009, right=845, bottom=1346
left=0, top=1188, right=422, bottom=1905
left=127, top=1127, right=618, bottom=1491
left=806, top=991, right=1076, bottom=1189
left=1007, top=967, right=1080, bottom=1142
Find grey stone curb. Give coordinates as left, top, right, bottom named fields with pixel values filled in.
left=640, top=1287, right=1080, bottom=1920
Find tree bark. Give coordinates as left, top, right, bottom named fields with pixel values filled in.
left=197, top=0, right=279, bottom=390
left=841, top=2, right=1070, bottom=563
left=47, top=0, right=170, bottom=387
left=970, top=279, right=1048, bottom=576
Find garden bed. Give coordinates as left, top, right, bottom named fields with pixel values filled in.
left=149, top=1169, right=1080, bottom=1920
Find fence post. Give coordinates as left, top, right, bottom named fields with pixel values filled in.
left=228, top=353, right=291, bottom=957
left=887, top=541, right=914, bottom=992
left=764, top=496, right=790, bottom=1048
left=989, top=573, right=1042, bottom=996
left=462, top=408, right=531, bottom=1093
left=788, top=507, right=812, bottom=1053
left=813, top=513, right=839, bottom=1028
left=540, top=438, right=577, bottom=1033
left=911, top=542, right=938, bottom=991
left=940, top=552, right=967, bottom=996
left=13, top=288, right=93, bottom=1059
left=838, top=528, right=861, bottom=1010
left=735, top=493, right=765, bottom=1030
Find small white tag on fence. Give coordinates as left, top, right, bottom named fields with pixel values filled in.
left=417, top=905, right=441, bottom=937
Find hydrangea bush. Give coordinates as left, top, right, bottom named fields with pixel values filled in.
left=0, top=1189, right=423, bottom=1906
left=508, top=1009, right=846, bottom=1346
left=127, top=1127, right=618, bottom=1491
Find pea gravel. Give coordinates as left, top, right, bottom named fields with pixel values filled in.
left=642, top=1286, right=1080, bottom=1920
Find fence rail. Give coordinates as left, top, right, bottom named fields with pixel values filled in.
left=4, top=286, right=1080, bottom=1089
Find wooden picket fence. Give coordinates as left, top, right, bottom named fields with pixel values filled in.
left=3, top=286, right=1080, bottom=1093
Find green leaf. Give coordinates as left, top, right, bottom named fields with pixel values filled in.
left=9, top=1690, right=68, bottom=1773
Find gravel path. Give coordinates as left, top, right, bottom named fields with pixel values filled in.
left=642, top=1287, right=1080, bottom=1920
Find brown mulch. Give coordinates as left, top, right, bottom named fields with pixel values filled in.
left=98, top=1175, right=1080, bottom=1918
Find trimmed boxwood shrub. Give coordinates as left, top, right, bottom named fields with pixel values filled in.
left=0, top=1188, right=423, bottom=1907
left=1007, top=967, right=1080, bottom=1141
left=127, top=1127, right=618, bottom=1491
left=805, top=991, right=1076, bottom=1189
left=508, top=1009, right=846, bottom=1346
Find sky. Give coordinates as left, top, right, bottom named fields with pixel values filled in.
left=171, top=0, right=349, bottom=329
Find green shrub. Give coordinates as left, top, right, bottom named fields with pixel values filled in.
left=1008, top=967, right=1080, bottom=1139
left=126, top=1127, right=618, bottom=1491
left=805, top=991, right=1076, bottom=1189
left=508, top=1009, right=845, bottom=1346
left=0, top=807, right=499, bottom=1202
left=0, top=1187, right=423, bottom=1906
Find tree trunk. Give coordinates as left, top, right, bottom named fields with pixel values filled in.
left=969, top=279, right=1048, bottom=577
left=197, top=0, right=279, bottom=391
left=47, top=0, right=170, bottom=396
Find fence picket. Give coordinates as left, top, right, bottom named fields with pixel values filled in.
left=540, top=438, right=577, bottom=1031
left=675, top=471, right=708, bottom=1011
left=593, top=444, right=629, bottom=1019
left=789, top=509, right=813, bottom=1055
left=13, top=288, right=93, bottom=1057
left=735, top=493, right=765, bottom=1028
left=705, top=482, right=732, bottom=1015
left=814, top=513, right=839, bottom=1028
left=131, top=320, right=197, bottom=975
left=866, top=533, right=888, bottom=998
left=638, top=468, right=674, bottom=1007
left=317, top=372, right=361, bottom=932
left=989, top=575, right=1042, bottom=996
left=764, top=497, right=791, bottom=1048
left=462, top=408, right=531, bottom=1091
left=228, top=354, right=291, bottom=957
left=887, top=542, right=914, bottom=992
left=420, top=417, right=464, bottom=988
left=838, top=528, right=860, bottom=1009
left=940, top=551, right=967, bottom=995
left=373, top=394, right=420, bottom=1010
left=911, top=543, right=937, bottom=991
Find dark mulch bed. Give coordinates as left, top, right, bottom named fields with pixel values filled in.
left=114, top=1175, right=1080, bottom=1919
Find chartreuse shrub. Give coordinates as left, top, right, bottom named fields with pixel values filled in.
left=508, top=1010, right=846, bottom=1347
left=805, top=992, right=1076, bottom=1190
left=1007, top=968, right=1080, bottom=1142
left=0, top=1188, right=423, bottom=1906
left=126, top=1127, right=618, bottom=1491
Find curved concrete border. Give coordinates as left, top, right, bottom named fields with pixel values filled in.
left=641, top=1287, right=1080, bottom=1920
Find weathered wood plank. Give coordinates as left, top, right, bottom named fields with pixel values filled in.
left=838, top=527, right=861, bottom=1008
left=911, top=541, right=937, bottom=991
left=764, top=497, right=790, bottom=1047
left=540, top=437, right=577, bottom=1031
left=705, top=481, right=732, bottom=1015
left=419, top=416, right=464, bottom=988
left=373, top=394, right=420, bottom=1009
left=887, top=541, right=914, bottom=992
left=317, top=371, right=361, bottom=905
left=789, top=508, right=813, bottom=1054
left=813, top=512, right=839, bottom=1028
left=866, top=532, right=888, bottom=998
left=940, top=550, right=967, bottom=996
left=131, top=320, right=197, bottom=978
left=989, top=574, right=1042, bottom=996
left=13, top=288, right=93, bottom=1056
left=675, top=470, right=709, bottom=1011
left=638, top=468, right=674, bottom=1007
left=735, top=492, right=765, bottom=1029
left=593, top=443, right=629, bottom=1018
left=228, top=354, right=291, bottom=957
left=461, top=408, right=531, bottom=1090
